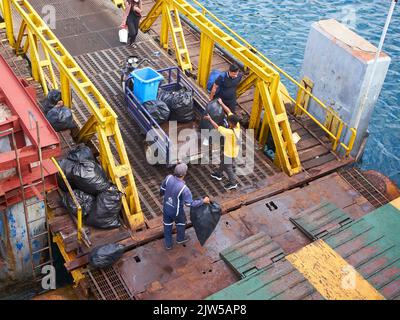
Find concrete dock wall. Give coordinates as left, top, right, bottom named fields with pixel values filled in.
left=300, top=19, right=391, bottom=157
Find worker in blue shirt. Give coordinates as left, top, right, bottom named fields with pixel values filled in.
left=160, top=163, right=210, bottom=250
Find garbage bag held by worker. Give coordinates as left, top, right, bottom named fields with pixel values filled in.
left=57, top=158, right=76, bottom=192
left=143, top=100, right=170, bottom=124
left=62, top=189, right=95, bottom=218
left=72, top=160, right=110, bottom=195
left=86, top=184, right=122, bottom=229
left=190, top=202, right=221, bottom=246
left=67, top=145, right=95, bottom=163
left=200, top=99, right=226, bottom=130
left=89, top=243, right=125, bottom=269
left=46, top=106, right=75, bottom=132
left=41, top=89, right=62, bottom=114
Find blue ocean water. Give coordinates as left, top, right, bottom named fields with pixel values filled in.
left=193, top=0, right=400, bottom=185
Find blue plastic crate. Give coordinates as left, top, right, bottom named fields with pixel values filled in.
left=131, top=67, right=164, bottom=104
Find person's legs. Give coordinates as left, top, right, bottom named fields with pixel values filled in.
left=211, top=139, right=224, bottom=180
left=175, top=212, right=188, bottom=243
left=126, top=13, right=137, bottom=45
left=163, top=214, right=174, bottom=249
left=132, top=15, right=140, bottom=43
left=223, top=156, right=237, bottom=189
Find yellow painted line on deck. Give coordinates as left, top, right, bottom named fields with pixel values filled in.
left=286, top=240, right=384, bottom=300
left=390, top=197, right=400, bottom=210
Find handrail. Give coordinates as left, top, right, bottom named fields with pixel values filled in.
left=2, top=0, right=145, bottom=230
left=281, top=90, right=356, bottom=156
left=188, top=0, right=345, bottom=124
left=51, top=157, right=83, bottom=244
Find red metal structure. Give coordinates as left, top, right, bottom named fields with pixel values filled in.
left=0, top=55, right=61, bottom=208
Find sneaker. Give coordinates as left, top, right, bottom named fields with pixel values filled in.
left=224, top=182, right=238, bottom=190
left=176, top=237, right=190, bottom=245
left=165, top=245, right=172, bottom=250
left=210, top=172, right=223, bottom=181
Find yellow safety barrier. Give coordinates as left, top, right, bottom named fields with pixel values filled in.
left=141, top=0, right=301, bottom=176
left=3, top=0, right=145, bottom=231
left=0, top=0, right=6, bottom=29
left=140, top=0, right=357, bottom=160
left=51, top=157, right=84, bottom=245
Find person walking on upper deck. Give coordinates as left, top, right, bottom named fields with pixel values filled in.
left=205, top=98, right=241, bottom=190
left=160, top=163, right=210, bottom=250
left=121, top=0, right=142, bottom=48
left=209, top=63, right=242, bottom=113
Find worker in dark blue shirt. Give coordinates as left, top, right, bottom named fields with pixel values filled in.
left=209, top=63, right=243, bottom=113
left=160, top=163, right=210, bottom=250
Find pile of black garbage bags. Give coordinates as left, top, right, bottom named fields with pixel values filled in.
left=142, top=87, right=195, bottom=124
left=59, top=144, right=122, bottom=230
left=41, top=89, right=75, bottom=132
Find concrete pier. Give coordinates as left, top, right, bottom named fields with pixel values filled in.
left=300, top=19, right=391, bottom=157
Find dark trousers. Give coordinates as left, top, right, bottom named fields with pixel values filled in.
left=127, top=12, right=140, bottom=44
left=217, top=156, right=236, bottom=184
left=163, top=212, right=186, bottom=248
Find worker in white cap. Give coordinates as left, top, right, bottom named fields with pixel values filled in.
left=160, top=163, right=210, bottom=250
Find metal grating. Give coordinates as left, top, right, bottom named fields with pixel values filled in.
left=87, top=266, right=134, bottom=300
left=339, top=167, right=390, bottom=208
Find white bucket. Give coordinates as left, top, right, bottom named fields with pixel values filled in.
left=119, top=28, right=128, bottom=43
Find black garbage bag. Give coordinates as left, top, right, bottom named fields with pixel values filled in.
left=41, top=89, right=61, bottom=114
left=62, top=189, right=95, bottom=218
left=143, top=100, right=170, bottom=124
left=157, top=88, right=175, bottom=106
left=89, top=243, right=125, bottom=269
left=190, top=202, right=221, bottom=246
left=57, top=158, right=76, bottom=192
left=200, top=99, right=226, bottom=130
left=46, top=106, right=75, bottom=132
left=67, top=145, right=95, bottom=162
left=86, top=184, right=122, bottom=229
left=72, top=160, right=110, bottom=195
left=159, top=88, right=194, bottom=122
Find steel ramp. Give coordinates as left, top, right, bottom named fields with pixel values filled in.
left=290, top=201, right=353, bottom=240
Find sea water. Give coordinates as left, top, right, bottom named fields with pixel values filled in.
left=192, top=0, right=400, bottom=185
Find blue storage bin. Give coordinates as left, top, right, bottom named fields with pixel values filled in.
left=131, top=67, right=164, bottom=104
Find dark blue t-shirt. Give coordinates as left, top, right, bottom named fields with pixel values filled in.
left=215, top=72, right=242, bottom=109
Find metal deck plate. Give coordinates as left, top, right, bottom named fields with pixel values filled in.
left=290, top=201, right=353, bottom=240
left=325, top=205, right=400, bottom=300
left=207, top=259, right=321, bottom=300
left=220, top=232, right=285, bottom=278
left=287, top=240, right=384, bottom=300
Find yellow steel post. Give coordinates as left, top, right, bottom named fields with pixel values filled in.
left=160, top=3, right=169, bottom=49
left=59, top=67, right=72, bottom=107
left=2, top=0, right=14, bottom=46
left=15, top=20, right=27, bottom=55
left=197, top=33, right=214, bottom=88
left=27, top=30, right=40, bottom=84
left=248, top=84, right=262, bottom=134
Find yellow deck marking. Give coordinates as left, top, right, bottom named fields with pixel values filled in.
left=390, top=197, right=400, bottom=210
left=286, top=240, right=385, bottom=300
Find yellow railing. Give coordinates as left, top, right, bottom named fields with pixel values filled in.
left=51, top=157, right=84, bottom=245
left=144, top=0, right=357, bottom=157
left=2, top=0, right=145, bottom=231
left=187, top=0, right=357, bottom=156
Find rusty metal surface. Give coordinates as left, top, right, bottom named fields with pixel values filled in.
left=339, top=167, right=390, bottom=208
left=87, top=266, right=133, bottom=300
left=207, top=259, right=322, bottom=300
left=289, top=201, right=353, bottom=240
